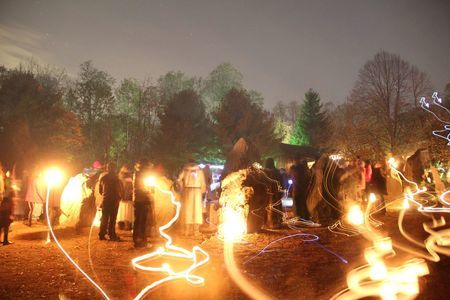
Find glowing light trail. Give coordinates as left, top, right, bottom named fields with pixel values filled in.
left=44, top=167, right=110, bottom=300
left=243, top=233, right=348, bottom=265
left=420, top=92, right=450, bottom=145
left=131, top=176, right=209, bottom=300
left=332, top=192, right=429, bottom=300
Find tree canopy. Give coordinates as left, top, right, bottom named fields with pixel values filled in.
left=153, top=89, right=212, bottom=173
left=213, top=88, right=280, bottom=158
left=290, top=89, right=329, bottom=148
left=0, top=68, right=83, bottom=170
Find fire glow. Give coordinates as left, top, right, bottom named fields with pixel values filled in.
left=44, top=167, right=111, bottom=300
left=332, top=192, right=429, bottom=300
left=131, top=176, right=210, bottom=300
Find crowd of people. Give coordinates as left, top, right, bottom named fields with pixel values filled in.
left=0, top=159, right=215, bottom=248
left=1, top=149, right=444, bottom=247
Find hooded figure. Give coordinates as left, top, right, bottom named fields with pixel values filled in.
left=178, top=159, right=206, bottom=236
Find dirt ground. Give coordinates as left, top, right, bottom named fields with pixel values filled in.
left=0, top=211, right=449, bottom=300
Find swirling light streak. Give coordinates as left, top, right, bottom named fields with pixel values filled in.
left=88, top=209, right=103, bottom=285
left=332, top=192, right=429, bottom=300
left=388, top=159, right=450, bottom=213
left=131, top=176, right=210, bottom=300
left=387, top=160, right=450, bottom=264
left=242, top=232, right=348, bottom=265
left=219, top=166, right=273, bottom=300
left=420, top=92, right=450, bottom=144
left=431, top=91, right=450, bottom=114
left=44, top=167, right=110, bottom=300
left=220, top=164, right=347, bottom=300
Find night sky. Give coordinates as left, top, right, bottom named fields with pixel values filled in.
left=0, top=0, right=449, bottom=108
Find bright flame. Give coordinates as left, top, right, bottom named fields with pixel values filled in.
left=332, top=173, right=430, bottom=300
left=44, top=167, right=64, bottom=187
left=144, top=176, right=156, bottom=187
left=369, top=193, right=376, bottom=203
left=347, top=205, right=364, bottom=226
left=222, top=207, right=247, bottom=242
left=131, top=176, right=209, bottom=300
left=218, top=170, right=249, bottom=241
left=45, top=175, right=110, bottom=299
left=218, top=167, right=273, bottom=300
left=387, top=158, right=398, bottom=169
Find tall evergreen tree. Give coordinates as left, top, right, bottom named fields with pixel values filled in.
left=291, top=89, right=329, bottom=148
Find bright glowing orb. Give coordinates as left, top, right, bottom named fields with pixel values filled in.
left=387, top=157, right=398, bottom=169
left=45, top=167, right=64, bottom=187
left=347, top=205, right=364, bottom=226
left=222, top=207, right=247, bottom=242
left=144, top=176, right=156, bottom=187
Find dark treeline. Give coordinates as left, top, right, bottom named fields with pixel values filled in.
left=0, top=50, right=449, bottom=176
left=0, top=61, right=280, bottom=175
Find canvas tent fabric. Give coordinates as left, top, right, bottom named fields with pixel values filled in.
left=59, top=173, right=95, bottom=228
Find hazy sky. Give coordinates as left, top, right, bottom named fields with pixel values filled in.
left=0, top=0, right=449, bottom=108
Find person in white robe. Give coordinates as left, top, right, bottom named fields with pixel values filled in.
left=177, top=159, right=206, bottom=236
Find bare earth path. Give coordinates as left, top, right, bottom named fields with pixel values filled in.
left=0, top=212, right=449, bottom=299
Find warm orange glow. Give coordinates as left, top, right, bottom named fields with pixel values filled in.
left=347, top=205, right=364, bottom=226
left=218, top=170, right=249, bottom=241
left=332, top=170, right=430, bottom=300
left=131, top=176, right=209, bottom=300
left=44, top=167, right=64, bottom=187
left=144, top=175, right=156, bottom=187
left=45, top=171, right=110, bottom=299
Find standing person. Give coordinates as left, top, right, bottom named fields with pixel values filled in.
left=0, top=189, right=16, bottom=245
left=357, top=159, right=366, bottom=202
left=364, top=160, right=373, bottom=198
left=178, top=159, right=206, bottom=237
left=117, top=165, right=133, bottom=230
left=24, top=168, right=45, bottom=226
left=202, top=165, right=213, bottom=225
left=371, top=162, right=387, bottom=214
left=133, top=159, right=152, bottom=248
left=289, top=158, right=311, bottom=220
left=263, top=158, right=283, bottom=228
left=0, top=162, right=5, bottom=200
left=98, top=163, right=123, bottom=241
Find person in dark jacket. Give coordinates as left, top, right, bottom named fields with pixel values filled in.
left=370, top=162, right=387, bottom=214
left=0, top=189, right=16, bottom=245
left=133, top=159, right=153, bottom=248
left=289, top=159, right=311, bottom=220
left=98, top=163, right=123, bottom=241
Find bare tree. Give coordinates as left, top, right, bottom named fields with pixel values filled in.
left=347, top=50, right=432, bottom=155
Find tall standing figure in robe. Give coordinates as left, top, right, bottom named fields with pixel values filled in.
left=178, top=159, right=206, bottom=236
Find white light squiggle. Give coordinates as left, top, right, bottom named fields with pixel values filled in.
left=44, top=167, right=110, bottom=300
left=420, top=92, right=450, bottom=145
left=131, top=176, right=210, bottom=300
